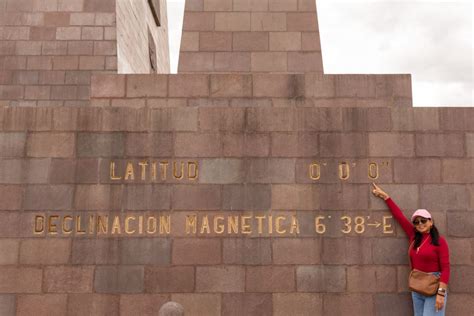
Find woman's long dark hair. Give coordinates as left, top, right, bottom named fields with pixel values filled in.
left=413, top=223, right=440, bottom=248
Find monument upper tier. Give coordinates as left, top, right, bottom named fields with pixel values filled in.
left=178, top=0, right=323, bottom=73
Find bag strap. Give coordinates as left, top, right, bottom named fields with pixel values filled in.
left=408, top=239, right=415, bottom=269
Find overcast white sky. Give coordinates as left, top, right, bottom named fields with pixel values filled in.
left=167, top=0, right=473, bottom=107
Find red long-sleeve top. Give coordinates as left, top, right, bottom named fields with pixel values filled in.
left=385, top=198, right=450, bottom=284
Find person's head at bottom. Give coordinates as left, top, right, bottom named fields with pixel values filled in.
left=158, top=302, right=184, bottom=316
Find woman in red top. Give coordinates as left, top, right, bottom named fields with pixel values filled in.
left=372, top=183, right=450, bottom=316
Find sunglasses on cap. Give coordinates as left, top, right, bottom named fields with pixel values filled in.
left=412, top=218, right=430, bottom=225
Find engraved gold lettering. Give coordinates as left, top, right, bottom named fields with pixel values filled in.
left=241, top=216, right=251, bottom=234
left=48, top=215, right=59, bottom=234
left=268, top=215, right=273, bottom=234
left=383, top=216, right=394, bottom=234
left=290, top=215, right=300, bottom=234
left=255, top=216, right=265, bottom=234
left=309, top=162, right=321, bottom=180
left=200, top=216, right=211, bottom=234
left=160, top=161, right=168, bottom=180
left=34, top=215, right=45, bottom=234
left=152, top=162, right=157, bottom=181
left=124, top=162, right=135, bottom=180
left=354, top=216, right=365, bottom=234
left=368, top=162, right=379, bottom=180
left=315, top=216, right=326, bottom=234
left=147, top=216, right=157, bottom=234
left=110, top=161, right=122, bottom=180
left=111, top=216, right=121, bottom=234
left=173, top=162, right=184, bottom=180
left=159, top=216, right=170, bottom=234
left=188, top=161, right=198, bottom=180
left=76, top=215, right=86, bottom=234
left=89, top=215, right=95, bottom=234
left=276, top=216, right=286, bottom=234
left=62, top=215, right=73, bottom=234
left=139, top=161, right=148, bottom=181
left=341, top=216, right=351, bottom=234
left=228, top=216, right=239, bottom=234
left=138, top=215, right=143, bottom=234
left=214, top=216, right=224, bottom=234
left=125, top=216, right=136, bottom=234
left=339, top=162, right=350, bottom=180
left=186, top=215, right=197, bottom=234
left=97, top=215, right=108, bottom=234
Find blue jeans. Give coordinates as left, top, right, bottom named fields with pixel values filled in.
left=411, top=273, right=447, bottom=316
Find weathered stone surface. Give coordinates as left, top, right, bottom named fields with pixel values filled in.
left=72, top=239, right=120, bottom=265
left=320, top=133, right=368, bottom=157
left=416, top=133, right=464, bottom=157
left=246, top=159, right=295, bottom=183
left=0, top=267, right=42, bottom=293
left=0, top=295, right=15, bottom=316
left=27, top=133, right=75, bottom=158
left=120, top=294, right=169, bottom=316
left=94, top=266, right=144, bottom=293
left=172, top=239, right=221, bottom=264
left=0, top=132, right=26, bottom=157
left=223, top=238, right=272, bottom=265
left=44, top=266, right=94, bottom=293
left=273, top=238, right=321, bottom=264
left=446, top=294, right=474, bottom=316
left=222, top=184, right=271, bottom=211
left=172, top=185, right=221, bottom=210
left=323, top=294, right=374, bottom=315
left=20, top=239, right=71, bottom=264
left=372, top=238, right=409, bottom=264
left=145, top=266, right=195, bottom=293
left=222, top=293, right=272, bottom=316
left=67, top=294, right=120, bottom=316
left=393, top=159, right=441, bottom=183
left=24, top=184, right=74, bottom=210
left=347, top=266, right=397, bottom=292
left=171, top=294, right=221, bottom=316
left=322, top=237, right=372, bottom=264
left=77, top=133, right=124, bottom=157
left=199, top=159, right=245, bottom=184
left=272, top=184, right=319, bottom=210
left=246, top=266, right=295, bottom=292
left=368, top=133, right=415, bottom=157
left=17, top=294, right=67, bottom=316
left=196, top=266, right=245, bottom=293
left=447, top=211, right=474, bottom=237
left=374, top=294, right=413, bottom=316
left=420, top=184, right=469, bottom=211
left=120, top=238, right=171, bottom=265
left=273, top=293, right=322, bottom=316
left=0, top=185, right=23, bottom=210
left=296, top=265, right=346, bottom=292
left=450, top=266, right=474, bottom=292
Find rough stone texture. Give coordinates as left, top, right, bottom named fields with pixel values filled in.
left=0, top=1, right=472, bottom=315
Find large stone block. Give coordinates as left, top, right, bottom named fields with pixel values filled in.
left=374, top=294, right=413, bottom=316
left=439, top=108, right=474, bottom=131
left=175, top=133, right=222, bottom=157
left=66, top=294, right=119, bottom=316
left=372, top=238, right=409, bottom=264
left=347, top=266, right=397, bottom=292
left=269, top=0, right=298, bottom=11
left=222, top=293, right=272, bottom=316
left=0, top=295, right=15, bottom=316
left=169, top=75, right=209, bottom=97
left=246, top=266, right=295, bottom=292
left=24, top=184, right=73, bottom=210
left=343, top=108, right=391, bottom=132
left=273, top=293, right=322, bottom=316
left=251, top=52, right=287, bottom=72
left=124, top=185, right=171, bottom=211
left=120, top=294, right=168, bottom=316
left=199, top=108, right=246, bottom=131
left=416, top=133, right=465, bottom=157
left=370, top=184, right=419, bottom=211
left=467, top=133, right=474, bottom=157
left=420, top=184, right=469, bottom=211
left=74, top=185, right=122, bottom=210
left=271, top=132, right=318, bottom=157
left=0, top=239, right=19, bottom=265
left=72, top=239, right=120, bottom=264
left=449, top=266, right=474, bottom=292
left=90, top=74, right=125, bottom=98
left=0, top=159, right=22, bottom=184
left=44, top=266, right=94, bottom=293
left=252, top=74, right=303, bottom=98
left=393, top=158, right=441, bottom=183
left=215, top=12, right=251, bottom=31
left=273, top=238, right=321, bottom=264
left=49, top=158, right=75, bottom=184
left=323, top=294, right=374, bottom=315
left=77, top=133, right=124, bottom=157
left=17, top=294, right=67, bottom=316
left=171, top=294, right=221, bottom=316
left=319, top=184, right=368, bottom=211
left=27, top=132, right=75, bottom=158
left=251, top=12, right=286, bottom=31
left=223, top=238, right=271, bottom=264
left=199, top=159, right=245, bottom=184
left=322, top=237, right=373, bottom=264
left=233, top=32, right=269, bottom=51
left=447, top=211, right=474, bottom=237
left=125, top=133, right=173, bottom=157
left=172, top=185, right=221, bottom=210
left=296, top=265, right=346, bottom=292
left=145, top=266, right=194, bottom=293
left=392, top=108, right=439, bottom=131
left=214, top=52, right=251, bottom=71
left=0, top=267, right=42, bottom=293
left=94, top=266, right=144, bottom=293
left=442, top=159, right=474, bottom=184
left=271, top=184, right=319, bottom=210
left=172, top=239, right=221, bottom=264
left=196, top=266, right=245, bottom=292
left=368, top=133, right=415, bottom=157
left=0, top=185, right=23, bottom=210
left=335, top=75, right=376, bottom=98
left=247, top=158, right=295, bottom=183
left=446, top=294, right=474, bottom=316
left=127, top=75, right=167, bottom=98
left=222, top=184, right=271, bottom=210
left=120, top=238, right=171, bottom=265
left=222, top=133, right=270, bottom=157
left=449, top=238, right=473, bottom=265
left=320, top=133, right=368, bottom=157
left=247, top=107, right=295, bottom=132
left=20, top=239, right=70, bottom=264
left=0, top=132, right=26, bottom=157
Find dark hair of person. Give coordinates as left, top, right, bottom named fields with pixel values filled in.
left=413, top=223, right=440, bottom=248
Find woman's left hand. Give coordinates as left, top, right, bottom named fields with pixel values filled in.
left=435, top=294, right=445, bottom=311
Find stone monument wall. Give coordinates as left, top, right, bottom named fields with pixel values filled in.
left=0, top=1, right=473, bottom=315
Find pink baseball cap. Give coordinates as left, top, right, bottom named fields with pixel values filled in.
left=411, top=209, right=432, bottom=222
